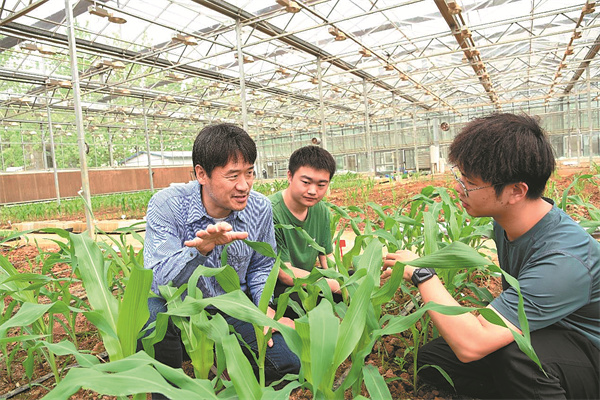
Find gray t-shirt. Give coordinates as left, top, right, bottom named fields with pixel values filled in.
left=491, top=201, right=600, bottom=349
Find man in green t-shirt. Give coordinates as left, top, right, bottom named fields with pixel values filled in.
left=269, top=145, right=340, bottom=318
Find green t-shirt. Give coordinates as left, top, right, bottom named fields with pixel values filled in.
left=269, top=191, right=333, bottom=271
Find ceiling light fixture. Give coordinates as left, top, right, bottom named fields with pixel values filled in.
left=172, top=33, right=198, bottom=46
left=94, top=59, right=126, bottom=70
left=111, top=87, right=131, bottom=95
left=46, top=79, right=72, bottom=88
left=447, top=0, right=462, bottom=14
left=276, top=67, right=290, bottom=77
left=234, top=53, right=255, bottom=63
left=20, top=42, right=38, bottom=51
left=156, top=94, right=175, bottom=102
left=328, top=27, right=346, bottom=41
left=275, top=0, right=301, bottom=13
left=582, top=2, right=596, bottom=14
left=20, top=42, right=56, bottom=55
left=165, top=72, right=186, bottom=81
left=88, top=5, right=126, bottom=24
left=358, top=48, right=372, bottom=57
left=37, top=45, right=56, bottom=55
left=565, top=45, right=574, bottom=55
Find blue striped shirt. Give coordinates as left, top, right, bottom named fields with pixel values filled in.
left=144, top=180, right=276, bottom=305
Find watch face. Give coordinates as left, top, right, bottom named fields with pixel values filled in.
left=412, top=268, right=436, bottom=286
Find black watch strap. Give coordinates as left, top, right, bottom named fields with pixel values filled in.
left=411, top=268, right=437, bottom=286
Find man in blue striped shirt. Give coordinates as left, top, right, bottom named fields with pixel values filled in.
left=141, top=123, right=299, bottom=394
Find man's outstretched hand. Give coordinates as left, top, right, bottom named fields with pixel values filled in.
left=184, top=221, right=248, bottom=256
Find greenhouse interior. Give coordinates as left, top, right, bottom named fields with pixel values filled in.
left=0, top=0, right=598, bottom=205
left=1, top=2, right=600, bottom=399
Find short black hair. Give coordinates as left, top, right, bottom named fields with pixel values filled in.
left=288, top=145, right=336, bottom=180
left=448, top=113, right=555, bottom=199
left=192, top=123, right=256, bottom=177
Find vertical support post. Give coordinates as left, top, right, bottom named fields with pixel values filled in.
left=392, top=92, right=399, bottom=174
left=0, top=129, right=4, bottom=171
left=236, top=19, right=248, bottom=132
left=20, top=129, right=26, bottom=169
left=413, top=107, right=419, bottom=173
left=317, top=56, right=328, bottom=150
left=159, top=129, right=164, bottom=164
left=65, top=0, right=93, bottom=237
left=41, top=124, right=48, bottom=170
left=363, top=78, right=374, bottom=174
left=45, top=94, right=61, bottom=205
left=431, top=117, right=440, bottom=173
left=143, top=99, right=154, bottom=191
left=567, top=98, right=572, bottom=158
left=587, top=65, right=593, bottom=167
left=236, top=19, right=254, bottom=172
left=576, top=95, right=581, bottom=163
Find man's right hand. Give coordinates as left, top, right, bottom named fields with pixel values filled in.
left=184, top=221, right=248, bottom=256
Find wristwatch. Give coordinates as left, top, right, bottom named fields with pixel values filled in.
left=411, top=268, right=437, bottom=287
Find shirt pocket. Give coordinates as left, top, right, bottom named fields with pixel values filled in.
left=223, top=241, right=252, bottom=273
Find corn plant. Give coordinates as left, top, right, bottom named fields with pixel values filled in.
left=0, top=229, right=85, bottom=384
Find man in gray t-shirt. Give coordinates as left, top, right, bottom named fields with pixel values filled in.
left=384, top=113, right=599, bottom=399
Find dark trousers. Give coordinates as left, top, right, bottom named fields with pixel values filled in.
left=417, top=325, right=599, bottom=399
left=137, top=296, right=300, bottom=398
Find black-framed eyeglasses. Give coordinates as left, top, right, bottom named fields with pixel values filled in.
left=450, top=165, right=496, bottom=197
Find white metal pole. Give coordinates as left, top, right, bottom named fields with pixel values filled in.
left=65, top=0, right=94, bottom=237
left=587, top=65, right=593, bottom=168
left=45, top=96, right=61, bottom=206
left=143, top=99, right=154, bottom=191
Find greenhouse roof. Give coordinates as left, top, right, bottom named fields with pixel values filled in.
left=0, top=0, right=598, bottom=138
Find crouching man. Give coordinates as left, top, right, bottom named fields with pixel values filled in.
left=384, top=113, right=599, bottom=399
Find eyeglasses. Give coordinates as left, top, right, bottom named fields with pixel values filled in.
left=450, top=165, right=496, bottom=197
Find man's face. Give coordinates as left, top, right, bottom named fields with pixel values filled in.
left=453, top=168, right=507, bottom=218
left=196, top=158, right=254, bottom=219
left=287, top=166, right=331, bottom=208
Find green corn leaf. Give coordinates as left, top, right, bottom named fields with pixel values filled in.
left=242, top=239, right=278, bottom=259
left=0, top=334, right=48, bottom=344
left=44, top=364, right=212, bottom=400
left=116, top=262, right=153, bottom=358
left=355, top=238, right=383, bottom=284
left=333, top=274, right=374, bottom=368
left=167, top=290, right=302, bottom=356
left=406, top=241, right=493, bottom=269
left=371, top=229, right=401, bottom=249
left=0, top=301, right=69, bottom=337
left=423, top=211, right=439, bottom=256
left=259, top=257, right=280, bottom=313
left=273, top=224, right=326, bottom=254
left=215, top=265, right=242, bottom=292
left=362, top=363, right=392, bottom=400
left=83, top=310, right=119, bottom=341
left=222, top=334, right=262, bottom=400
left=70, top=232, right=121, bottom=358
left=308, top=301, right=339, bottom=392
left=41, top=340, right=99, bottom=368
